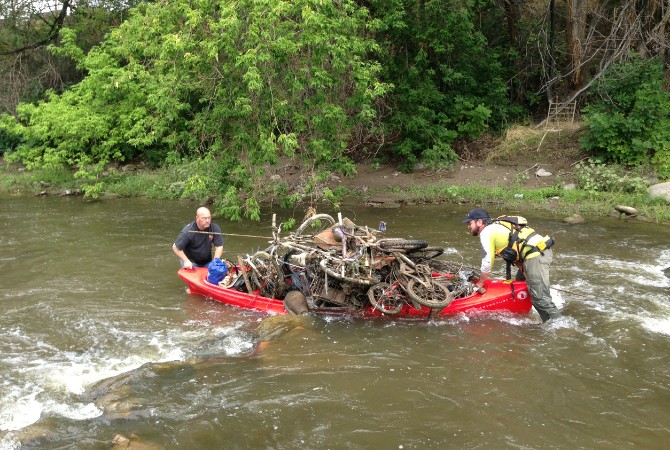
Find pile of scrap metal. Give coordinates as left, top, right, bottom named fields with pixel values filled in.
left=235, top=213, right=480, bottom=315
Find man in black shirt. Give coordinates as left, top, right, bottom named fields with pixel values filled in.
left=172, top=207, right=224, bottom=269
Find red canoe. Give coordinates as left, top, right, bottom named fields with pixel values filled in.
left=178, top=267, right=533, bottom=318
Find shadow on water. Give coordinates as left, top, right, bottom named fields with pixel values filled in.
left=1, top=197, right=669, bottom=448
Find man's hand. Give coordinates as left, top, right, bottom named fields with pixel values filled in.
left=172, top=243, right=194, bottom=269
left=476, top=273, right=490, bottom=289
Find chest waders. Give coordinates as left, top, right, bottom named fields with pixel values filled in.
left=493, top=216, right=555, bottom=280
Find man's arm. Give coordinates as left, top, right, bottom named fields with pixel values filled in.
left=477, top=228, right=496, bottom=288
left=172, top=243, right=193, bottom=269
left=211, top=223, right=224, bottom=260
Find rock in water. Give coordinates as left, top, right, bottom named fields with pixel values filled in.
left=112, top=433, right=163, bottom=450
left=563, top=214, right=585, bottom=224
left=255, top=314, right=312, bottom=343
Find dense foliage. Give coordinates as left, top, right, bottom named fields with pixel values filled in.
left=5, top=0, right=391, bottom=219
left=573, top=158, right=650, bottom=194
left=1, top=0, right=668, bottom=219
left=580, top=57, right=670, bottom=178
left=0, top=1, right=143, bottom=114
left=369, top=0, right=512, bottom=171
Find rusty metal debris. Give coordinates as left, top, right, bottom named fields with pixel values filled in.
left=233, top=213, right=481, bottom=315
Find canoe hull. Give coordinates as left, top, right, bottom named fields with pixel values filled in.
left=178, top=267, right=533, bottom=318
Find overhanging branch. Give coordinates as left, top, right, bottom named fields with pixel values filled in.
left=0, top=0, right=71, bottom=56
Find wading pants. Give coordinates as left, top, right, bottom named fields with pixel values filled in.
left=517, top=248, right=561, bottom=322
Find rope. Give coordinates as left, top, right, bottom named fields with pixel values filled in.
left=188, top=230, right=272, bottom=239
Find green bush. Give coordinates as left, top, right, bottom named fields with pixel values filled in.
left=7, top=0, right=388, bottom=220
left=580, top=56, right=670, bottom=178
left=574, top=158, right=649, bottom=194
left=0, top=114, right=24, bottom=155
left=370, top=0, right=511, bottom=169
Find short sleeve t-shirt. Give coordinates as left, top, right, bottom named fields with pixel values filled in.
left=174, top=221, right=224, bottom=266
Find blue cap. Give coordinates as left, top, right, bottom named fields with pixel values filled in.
left=462, top=208, right=490, bottom=223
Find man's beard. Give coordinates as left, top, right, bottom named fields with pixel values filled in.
left=470, top=228, right=480, bottom=237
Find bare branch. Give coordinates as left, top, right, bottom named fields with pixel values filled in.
left=535, top=0, right=666, bottom=127
left=0, top=0, right=71, bottom=56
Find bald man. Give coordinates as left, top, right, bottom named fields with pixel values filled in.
left=172, top=207, right=224, bottom=269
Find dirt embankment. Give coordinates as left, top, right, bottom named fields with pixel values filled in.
left=334, top=157, right=578, bottom=193
left=331, top=128, right=584, bottom=194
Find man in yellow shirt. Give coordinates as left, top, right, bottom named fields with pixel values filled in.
left=463, top=208, right=561, bottom=322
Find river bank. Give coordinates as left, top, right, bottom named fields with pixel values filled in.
left=2, top=149, right=669, bottom=223
left=335, top=159, right=669, bottom=224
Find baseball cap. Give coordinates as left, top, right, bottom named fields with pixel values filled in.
left=462, top=208, right=490, bottom=223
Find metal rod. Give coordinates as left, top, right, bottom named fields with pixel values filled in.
left=187, top=230, right=271, bottom=239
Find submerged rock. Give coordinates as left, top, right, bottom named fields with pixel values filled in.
left=112, top=433, right=163, bottom=450
left=255, top=314, right=312, bottom=342
left=563, top=214, right=585, bottom=224
left=83, top=315, right=311, bottom=420
left=1, top=419, right=59, bottom=447
left=365, top=194, right=401, bottom=208
left=0, top=314, right=316, bottom=446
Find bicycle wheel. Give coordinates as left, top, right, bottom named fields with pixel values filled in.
left=295, top=214, right=336, bottom=236
left=406, top=246, right=445, bottom=261
left=376, top=238, right=428, bottom=252
left=406, top=277, right=453, bottom=309
left=427, top=260, right=481, bottom=278
left=367, top=282, right=404, bottom=315
left=247, top=251, right=285, bottom=298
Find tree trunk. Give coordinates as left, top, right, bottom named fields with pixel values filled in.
left=565, top=0, right=588, bottom=90
left=503, top=0, right=520, bottom=46
left=548, top=0, right=556, bottom=102
left=503, top=0, right=525, bottom=103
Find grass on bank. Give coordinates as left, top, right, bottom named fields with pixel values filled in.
left=0, top=163, right=183, bottom=199
left=388, top=182, right=670, bottom=222
left=2, top=160, right=668, bottom=223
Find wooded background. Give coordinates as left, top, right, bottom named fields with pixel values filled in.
left=1, top=0, right=668, bottom=217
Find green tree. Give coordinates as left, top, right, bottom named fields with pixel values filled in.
left=7, top=0, right=388, bottom=217
left=0, top=1, right=144, bottom=114
left=580, top=56, right=670, bottom=178
left=368, top=0, right=512, bottom=170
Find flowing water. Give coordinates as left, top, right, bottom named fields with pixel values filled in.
left=1, top=197, right=669, bottom=449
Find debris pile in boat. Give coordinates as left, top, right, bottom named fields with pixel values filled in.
left=226, top=213, right=481, bottom=315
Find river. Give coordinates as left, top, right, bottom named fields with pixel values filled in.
left=1, top=197, right=669, bottom=449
